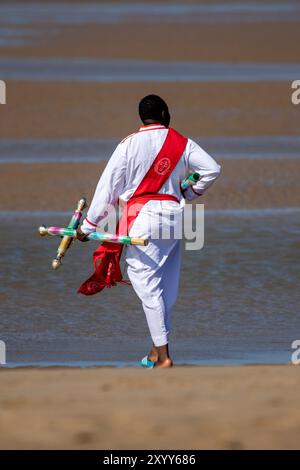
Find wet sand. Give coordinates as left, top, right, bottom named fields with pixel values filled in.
left=0, top=14, right=299, bottom=64
left=1, top=79, right=299, bottom=211
left=1, top=158, right=299, bottom=211
left=0, top=81, right=298, bottom=139
left=0, top=365, right=299, bottom=450
left=0, top=1, right=300, bottom=63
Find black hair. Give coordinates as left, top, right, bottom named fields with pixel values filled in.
left=138, top=94, right=170, bottom=126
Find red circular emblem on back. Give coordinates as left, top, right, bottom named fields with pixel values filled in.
left=154, top=157, right=171, bottom=175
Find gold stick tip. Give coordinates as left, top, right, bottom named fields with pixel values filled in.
left=77, top=197, right=87, bottom=211
left=131, top=238, right=149, bottom=246
left=52, top=259, right=61, bottom=270
left=38, top=225, right=48, bottom=236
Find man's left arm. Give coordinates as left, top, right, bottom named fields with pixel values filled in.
left=182, top=138, right=221, bottom=201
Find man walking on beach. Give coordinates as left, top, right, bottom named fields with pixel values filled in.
left=77, top=95, right=221, bottom=368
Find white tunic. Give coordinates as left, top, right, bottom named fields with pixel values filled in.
left=81, top=124, right=221, bottom=346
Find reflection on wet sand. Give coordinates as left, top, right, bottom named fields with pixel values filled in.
left=1, top=210, right=299, bottom=366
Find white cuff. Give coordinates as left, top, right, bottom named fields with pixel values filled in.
left=80, top=217, right=97, bottom=235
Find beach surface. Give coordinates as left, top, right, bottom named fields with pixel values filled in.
left=1, top=81, right=297, bottom=139
left=1, top=1, right=300, bottom=451
left=1, top=158, right=300, bottom=211
left=0, top=365, right=299, bottom=450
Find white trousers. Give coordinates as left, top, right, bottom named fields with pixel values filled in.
left=126, top=201, right=182, bottom=347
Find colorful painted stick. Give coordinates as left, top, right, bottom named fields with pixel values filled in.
left=50, top=198, right=86, bottom=269
left=181, top=172, right=201, bottom=190
left=39, top=226, right=148, bottom=246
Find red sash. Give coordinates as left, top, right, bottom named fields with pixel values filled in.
left=78, top=128, right=187, bottom=296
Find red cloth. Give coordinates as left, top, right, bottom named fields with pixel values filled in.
left=78, top=128, right=187, bottom=296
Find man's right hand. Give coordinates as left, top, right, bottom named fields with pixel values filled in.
left=76, top=226, right=89, bottom=242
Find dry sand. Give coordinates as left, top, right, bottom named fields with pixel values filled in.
left=0, top=365, right=299, bottom=450
left=1, top=158, right=299, bottom=211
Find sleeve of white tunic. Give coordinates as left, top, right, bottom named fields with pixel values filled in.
left=182, top=138, right=221, bottom=201
left=80, top=143, right=127, bottom=235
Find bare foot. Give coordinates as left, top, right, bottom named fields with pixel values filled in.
left=154, top=358, right=173, bottom=368
left=148, top=354, right=158, bottom=362
left=148, top=346, right=158, bottom=363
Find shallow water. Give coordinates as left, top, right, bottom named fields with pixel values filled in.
left=0, top=210, right=299, bottom=367
left=1, top=58, right=300, bottom=81
left=1, top=2, right=300, bottom=25
left=1, top=136, right=300, bottom=163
